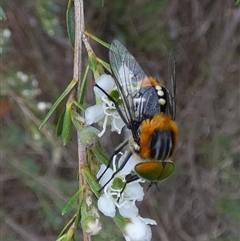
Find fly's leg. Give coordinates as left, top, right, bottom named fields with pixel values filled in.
left=117, top=174, right=140, bottom=202
left=97, top=139, right=128, bottom=182
left=99, top=150, right=132, bottom=192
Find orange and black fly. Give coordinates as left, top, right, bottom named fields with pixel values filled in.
left=96, top=40, right=178, bottom=190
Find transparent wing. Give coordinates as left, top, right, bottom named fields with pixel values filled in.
left=109, top=40, right=149, bottom=136
left=166, top=49, right=176, bottom=120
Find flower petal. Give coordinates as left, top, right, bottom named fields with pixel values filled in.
left=94, top=74, right=115, bottom=97
left=85, top=105, right=104, bottom=125
left=111, top=116, right=126, bottom=134
left=141, top=217, right=157, bottom=225
left=124, top=182, right=144, bottom=202
left=120, top=155, right=138, bottom=174
left=97, top=164, right=113, bottom=187
left=97, top=195, right=116, bottom=217
left=119, top=201, right=138, bottom=218
left=124, top=216, right=152, bottom=241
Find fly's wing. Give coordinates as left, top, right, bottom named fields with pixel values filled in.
left=166, top=49, right=176, bottom=120
left=109, top=40, right=149, bottom=137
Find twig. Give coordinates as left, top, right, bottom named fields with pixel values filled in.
left=82, top=33, right=94, bottom=52
left=73, top=1, right=90, bottom=241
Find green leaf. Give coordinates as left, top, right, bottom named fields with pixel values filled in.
left=88, top=51, right=97, bottom=71
left=56, top=234, right=67, bottom=241
left=81, top=166, right=101, bottom=198
left=57, top=214, right=76, bottom=240
left=56, top=110, right=65, bottom=136
left=66, top=0, right=75, bottom=48
left=96, top=57, right=112, bottom=73
left=39, top=79, right=77, bottom=129
left=63, top=223, right=75, bottom=241
left=236, top=0, right=240, bottom=5
left=0, top=7, right=7, bottom=21
left=78, top=65, right=89, bottom=105
left=84, top=31, right=110, bottom=49
left=72, top=100, right=86, bottom=111
left=74, top=199, right=82, bottom=227
left=62, top=101, right=73, bottom=145
left=91, top=147, right=110, bottom=166
left=87, top=150, right=99, bottom=176
left=71, top=109, right=84, bottom=132
left=62, top=187, right=84, bottom=215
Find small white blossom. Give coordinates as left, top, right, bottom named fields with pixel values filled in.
left=97, top=152, right=144, bottom=219
left=85, top=74, right=125, bottom=137
left=124, top=216, right=157, bottom=241
left=123, top=181, right=144, bottom=202
left=98, top=194, right=116, bottom=217
left=118, top=200, right=138, bottom=218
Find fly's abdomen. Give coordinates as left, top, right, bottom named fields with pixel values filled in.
left=149, top=130, right=173, bottom=160
left=137, top=113, right=178, bottom=161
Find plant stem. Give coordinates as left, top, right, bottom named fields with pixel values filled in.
left=73, top=0, right=90, bottom=241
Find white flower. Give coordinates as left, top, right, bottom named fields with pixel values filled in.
left=98, top=194, right=116, bottom=217
left=124, top=216, right=157, bottom=241
left=85, top=74, right=125, bottom=137
left=97, top=152, right=145, bottom=218
left=118, top=199, right=138, bottom=218
left=123, top=180, right=144, bottom=202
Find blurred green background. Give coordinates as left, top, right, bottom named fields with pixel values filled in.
left=1, top=0, right=239, bottom=240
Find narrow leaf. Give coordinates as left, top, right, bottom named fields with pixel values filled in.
left=56, top=234, right=67, bottom=241
left=88, top=51, right=97, bottom=71
left=96, top=57, right=112, bottom=73
left=72, top=100, right=86, bottom=111
left=62, top=187, right=84, bottom=215
left=78, top=65, right=89, bottom=105
left=56, top=110, right=65, bottom=136
left=91, top=147, right=109, bottom=166
left=39, top=79, right=77, bottom=129
left=0, top=7, right=7, bottom=21
left=84, top=31, right=110, bottom=49
left=71, top=109, right=84, bottom=133
left=66, top=0, right=75, bottom=48
left=81, top=166, right=101, bottom=198
left=57, top=214, right=76, bottom=239
left=62, top=101, right=73, bottom=145
left=74, top=199, right=82, bottom=227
